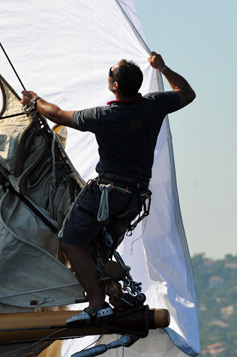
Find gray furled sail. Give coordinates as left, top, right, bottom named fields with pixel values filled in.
left=0, top=75, right=86, bottom=312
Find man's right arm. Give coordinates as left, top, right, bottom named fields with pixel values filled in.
left=148, top=51, right=196, bottom=108
left=20, top=91, right=75, bottom=128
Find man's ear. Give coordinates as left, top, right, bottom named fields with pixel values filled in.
left=112, top=81, right=119, bottom=91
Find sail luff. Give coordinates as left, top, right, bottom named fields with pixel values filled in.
left=114, top=0, right=151, bottom=55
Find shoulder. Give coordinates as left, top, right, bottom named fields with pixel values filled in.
left=143, top=90, right=181, bottom=114
left=72, top=105, right=113, bottom=131
left=74, top=105, right=112, bottom=120
left=144, top=90, right=180, bottom=102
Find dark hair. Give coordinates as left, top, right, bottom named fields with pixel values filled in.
left=113, top=60, right=143, bottom=97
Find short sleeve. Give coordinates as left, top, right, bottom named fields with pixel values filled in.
left=72, top=107, right=96, bottom=132
left=72, top=106, right=110, bottom=133
left=145, top=91, right=181, bottom=117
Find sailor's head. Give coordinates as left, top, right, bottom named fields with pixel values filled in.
left=108, top=60, right=143, bottom=97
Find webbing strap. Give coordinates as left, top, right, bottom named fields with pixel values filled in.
left=97, top=183, right=112, bottom=222
left=127, top=190, right=152, bottom=234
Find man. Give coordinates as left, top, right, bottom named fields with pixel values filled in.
left=21, top=51, right=195, bottom=323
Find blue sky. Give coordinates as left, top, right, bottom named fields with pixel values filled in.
left=134, top=0, right=237, bottom=259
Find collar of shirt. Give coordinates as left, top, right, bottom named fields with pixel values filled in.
left=107, top=93, right=142, bottom=105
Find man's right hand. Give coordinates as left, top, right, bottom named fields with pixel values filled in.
left=148, top=51, right=196, bottom=108
left=20, top=90, right=38, bottom=106
left=20, top=92, right=75, bottom=128
left=148, top=51, right=166, bottom=72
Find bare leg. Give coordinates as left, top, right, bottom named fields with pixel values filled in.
left=61, top=241, right=104, bottom=310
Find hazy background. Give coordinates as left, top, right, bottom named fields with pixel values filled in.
left=134, top=0, right=236, bottom=259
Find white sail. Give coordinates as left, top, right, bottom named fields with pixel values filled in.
left=0, top=0, right=200, bottom=355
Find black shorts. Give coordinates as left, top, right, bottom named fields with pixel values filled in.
left=62, top=180, right=146, bottom=248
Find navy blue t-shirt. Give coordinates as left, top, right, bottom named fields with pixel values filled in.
left=72, top=91, right=180, bottom=181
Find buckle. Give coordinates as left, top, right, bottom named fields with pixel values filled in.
left=97, top=177, right=130, bottom=193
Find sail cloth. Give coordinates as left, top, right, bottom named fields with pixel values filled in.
left=0, top=0, right=200, bottom=356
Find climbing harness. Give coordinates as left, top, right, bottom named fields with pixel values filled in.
left=96, top=176, right=152, bottom=227
left=127, top=189, right=152, bottom=234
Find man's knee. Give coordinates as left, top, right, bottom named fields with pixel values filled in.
left=61, top=240, right=74, bottom=254
left=61, top=240, right=89, bottom=254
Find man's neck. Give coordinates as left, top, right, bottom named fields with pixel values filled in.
left=115, top=92, right=139, bottom=102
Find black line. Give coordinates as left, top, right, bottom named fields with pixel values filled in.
left=0, top=43, right=26, bottom=90
left=5, top=183, right=59, bottom=233
left=0, top=112, right=25, bottom=119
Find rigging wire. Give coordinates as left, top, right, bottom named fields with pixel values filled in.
left=0, top=282, right=80, bottom=301
left=75, top=336, right=102, bottom=354
left=0, top=43, right=26, bottom=90
left=114, top=0, right=151, bottom=55
left=129, top=217, right=148, bottom=255
left=0, top=328, right=67, bottom=357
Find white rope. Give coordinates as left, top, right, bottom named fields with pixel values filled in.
left=58, top=185, right=87, bottom=238
left=58, top=197, right=78, bottom=238
left=97, top=183, right=112, bottom=222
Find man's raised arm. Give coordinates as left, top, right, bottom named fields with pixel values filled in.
left=20, top=90, right=75, bottom=128
left=148, top=51, right=196, bottom=108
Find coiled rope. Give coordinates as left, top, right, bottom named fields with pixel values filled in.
left=97, top=183, right=112, bottom=222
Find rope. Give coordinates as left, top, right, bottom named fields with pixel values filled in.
left=58, top=193, right=81, bottom=238
left=0, top=328, right=67, bottom=356
left=23, top=104, right=38, bottom=119
left=97, top=183, right=112, bottom=222
left=0, top=77, right=6, bottom=117
left=58, top=182, right=90, bottom=238
left=0, top=282, right=80, bottom=300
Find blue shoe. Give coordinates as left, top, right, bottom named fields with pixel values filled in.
left=66, top=302, right=113, bottom=325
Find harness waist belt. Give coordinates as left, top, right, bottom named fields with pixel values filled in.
left=98, top=175, right=149, bottom=193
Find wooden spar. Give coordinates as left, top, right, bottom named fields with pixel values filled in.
left=0, top=306, right=169, bottom=344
